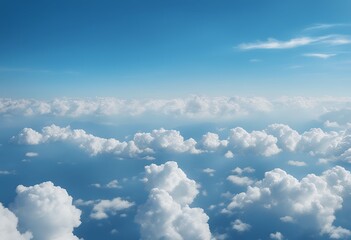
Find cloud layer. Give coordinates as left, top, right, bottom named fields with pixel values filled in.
left=3, top=96, right=351, bottom=119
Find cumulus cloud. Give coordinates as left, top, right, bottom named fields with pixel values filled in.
left=201, top=132, right=227, bottom=151
left=203, top=168, right=215, bottom=177
left=231, top=167, right=255, bottom=175
left=231, top=219, right=251, bottom=232
left=136, top=161, right=212, bottom=240
left=270, top=232, right=284, bottom=240
left=228, top=127, right=281, bottom=156
left=227, top=166, right=351, bottom=239
left=90, top=197, right=134, bottom=220
left=227, top=175, right=254, bottom=186
left=12, top=181, right=81, bottom=240
left=0, top=203, right=32, bottom=240
left=15, top=125, right=200, bottom=158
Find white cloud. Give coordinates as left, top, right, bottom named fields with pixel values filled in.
left=227, top=175, right=254, bottom=186
left=266, top=124, right=301, bottom=152
left=303, top=53, right=336, bottom=59
left=231, top=219, right=251, bottom=232
left=25, top=152, right=38, bottom=157
left=287, top=160, right=307, bottom=167
left=0, top=170, right=13, bottom=175
left=106, top=180, right=120, bottom=189
left=15, top=125, right=200, bottom=158
left=238, top=35, right=350, bottom=50
left=228, top=127, right=281, bottom=157
left=224, top=150, right=234, bottom=159
left=136, top=161, right=212, bottom=240
left=231, top=167, right=255, bottom=175
left=270, top=232, right=284, bottom=240
left=201, top=132, right=227, bottom=151
left=203, top=168, right=215, bottom=177
left=12, top=181, right=81, bottom=240
left=227, top=166, right=351, bottom=239
left=90, top=197, right=134, bottom=220
left=0, top=203, right=32, bottom=240
left=280, top=216, right=294, bottom=223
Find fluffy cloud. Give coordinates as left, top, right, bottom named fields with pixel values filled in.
left=201, top=132, right=228, bottom=151
left=231, top=219, right=251, bottom=232
left=203, top=168, right=215, bottom=177
left=15, top=125, right=200, bottom=157
left=227, top=166, right=351, bottom=239
left=266, top=124, right=301, bottom=151
left=136, top=161, right=212, bottom=240
left=228, top=127, right=281, bottom=156
left=12, top=181, right=81, bottom=240
left=90, top=197, right=134, bottom=220
left=270, top=232, right=284, bottom=240
left=227, top=175, right=254, bottom=186
left=231, top=167, right=255, bottom=175
left=0, top=203, right=32, bottom=240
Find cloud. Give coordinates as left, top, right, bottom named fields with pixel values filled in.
left=203, top=168, right=215, bottom=177
left=287, top=160, right=307, bottom=167
left=280, top=216, right=294, bottom=223
left=136, top=161, right=212, bottom=240
left=238, top=37, right=322, bottom=50
left=201, top=132, right=227, bottom=151
left=227, top=175, right=254, bottom=186
left=266, top=124, right=301, bottom=152
left=231, top=219, right=251, bottom=232
left=25, top=152, right=38, bottom=157
left=228, top=127, right=281, bottom=157
left=238, top=35, right=350, bottom=50
left=224, top=150, right=234, bottom=159
left=303, top=53, right=336, bottom=59
left=231, top=167, right=255, bottom=175
left=15, top=125, right=200, bottom=158
left=270, top=232, right=284, bottom=240
left=90, top=197, right=134, bottom=220
left=227, top=166, right=351, bottom=239
left=0, top=96, right=272, bottom=119
left=12, top=181, right=81, bottom=240
left=0, top=203, right=32, bottom=240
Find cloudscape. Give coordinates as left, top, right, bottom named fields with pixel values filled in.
left=1, top=0, right=351, bottom=239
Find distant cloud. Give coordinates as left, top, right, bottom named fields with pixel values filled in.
left=136, top=161, right=212, bottom=240
left=270, top=232, right=284, bottom=240
left=227, top=175, right=254, bottom=186
left=303, top=53, right=336, bottom=59
left=232, top=219, right=251, bottom=232
left=25, top=152, right=38, bottom=157
left=90, top=198, right=134, bottom=220
left=287, top=160, right=307, bottom=167
left=238, top=35, right=350, bottom=50
left=203, top=168, right=215, bottom=177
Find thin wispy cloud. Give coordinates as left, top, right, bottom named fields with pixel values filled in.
left=303, top=53, right=336, bottom=59
left=304, top=23, right=351, bottom=32
left=238, top=35, right=350, bottom=50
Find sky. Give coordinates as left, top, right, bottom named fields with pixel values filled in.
left=1, top=1, right=351, bottom=240
left=1, top=0, right=351, bottom=97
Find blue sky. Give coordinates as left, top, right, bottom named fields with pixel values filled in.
left=2, top=1, right=351, bottom=240
left=1, top=0, right=351, bottom=98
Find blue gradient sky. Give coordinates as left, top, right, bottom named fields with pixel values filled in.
left=1, top=0, right=351, bottom=98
